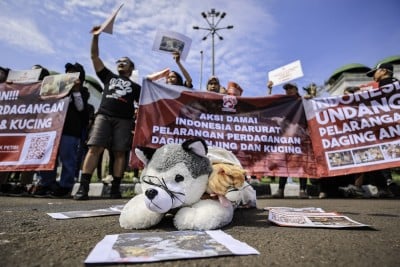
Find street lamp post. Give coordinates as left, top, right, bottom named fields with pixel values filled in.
left=193, top=8, right=233, bottom=76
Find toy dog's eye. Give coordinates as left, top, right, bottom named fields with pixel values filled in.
left=175, top=174, right=184, bottom=183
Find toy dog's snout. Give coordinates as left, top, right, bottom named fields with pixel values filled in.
left=145, top=188, right=158, bottom=199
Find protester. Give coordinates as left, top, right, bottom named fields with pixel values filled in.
left=268, top=81, right=308, bottom=198
left=321, top=64, right=398, bottom=199
left=74, top=25, right=141, bottom=200
left=0, top=65, right=50, bottom=196
left=0, top=66, right=10, bottom=83
left=31, top=64, right=50, bottom=81
left=35, top=62, right=89, bottom=197
left=302, top=83, right=318, bottom=99
left=166, top=51, right=193, bottom=88
left=318, top=86, right=362, bottom=198
left=226, top=81, right=243, bottom=96
left=363, top=63, right=397, bottom=197
left=0, top=66, right=11, bottom=192
left=75, top=100, right=95, bottom=182
left=206, top=76, right=221, bottom=93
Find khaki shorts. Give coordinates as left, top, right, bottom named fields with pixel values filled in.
left=87, top=114, right=134, bottom=152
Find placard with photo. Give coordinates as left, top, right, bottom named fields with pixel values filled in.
left=152, top=29, right=192, bottom=60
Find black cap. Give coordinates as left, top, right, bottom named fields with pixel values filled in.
left=0, top=66, right=10, bottom=74
left=65, top=62, right=83, bottom=72
left=366, top=63, right=393, bottom=77
left=283, top=82, right=298, bottom=90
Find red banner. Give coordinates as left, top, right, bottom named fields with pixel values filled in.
left=0, top=82, right=69, bottom=171
left=131, top=80, right=317, bottom=178
left=303, top=80, right=400, bottom=177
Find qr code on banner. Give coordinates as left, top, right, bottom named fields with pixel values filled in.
left=25, top=135, right=50, bottom=160
left=20, top=132, right=56, bottom=165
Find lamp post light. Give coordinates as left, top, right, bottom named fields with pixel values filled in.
left=193, top=8, right=233, bottom=76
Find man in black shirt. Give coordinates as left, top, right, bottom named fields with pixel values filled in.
left=74, top=25, right=141, bottom=200
left=365, top=63, right=397, bottom=197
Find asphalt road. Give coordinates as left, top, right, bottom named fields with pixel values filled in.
left=0, top=196, right=399, bottom=267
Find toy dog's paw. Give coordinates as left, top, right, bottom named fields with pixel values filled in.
left=119, top=195, right=164, bottom=229
left=173, top=199, right=234, bottom=230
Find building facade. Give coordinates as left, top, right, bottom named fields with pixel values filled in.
left=323, top=55, right=400, bottom=96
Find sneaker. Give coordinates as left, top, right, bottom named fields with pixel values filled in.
left=109, top=185, right=122, bottom=199
left=0, top=183, right=13, bottom=194
left=6, top=184, right=29, bottom=196
left=73, top=184, right=89, bottom=200
left=339, top=185, right=364, bottom=198
left=272, top=189, right=284, bottom=198
left=377, top=189, right=395, bottom=198
left=32, top=185, right=52, bottom=197
left=318, top=192, right=327, bottom=199
left=339, top=185, right=351, bottom=197
left=388, top=183, right=399, bottom=197
left=299, top=190, right=308, bottom=199
left=50, top=185, right=72, bottom=198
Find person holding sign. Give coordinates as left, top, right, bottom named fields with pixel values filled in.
left=268, top=82, right=308, bottom=199
left=74, top=25, right=141, bottom=200
left=35, top=62, right=89, bottom=197
left=363, top=63, right=397, bottom=198
left=166, top=51, right=193, bottom=88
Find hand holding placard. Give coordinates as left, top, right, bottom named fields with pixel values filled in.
left=92, top=4, right=124, bottom=35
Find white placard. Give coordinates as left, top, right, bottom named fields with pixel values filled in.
left=7, top=69, right=42, bottom=84
left=93, top=3, right=124, bottom=35
left=268, top=60, right=304, bottom=86
left=152, top=29, right=192, bottom=61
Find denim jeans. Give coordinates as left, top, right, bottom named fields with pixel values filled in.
left=38, top=135, right=80, bottom=189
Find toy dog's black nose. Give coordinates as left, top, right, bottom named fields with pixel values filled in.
left=145, top=189, right=158, bottom=200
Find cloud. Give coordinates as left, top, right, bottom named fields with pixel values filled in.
left=0, top=16, right=55, bottom=54
left=0, top=0, right=279, bottom=95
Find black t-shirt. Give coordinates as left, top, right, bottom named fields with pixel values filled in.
left=379, top=77, right=398, bottom=87
left=96, top=67, right=141, bottom=119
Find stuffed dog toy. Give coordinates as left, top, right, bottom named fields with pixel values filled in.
left=207, top=147, right=257, bottom=209
left=120, top=138, right=240, bottom=230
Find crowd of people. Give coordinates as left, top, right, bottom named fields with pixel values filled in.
left=266, top=62, right=399, bottom=199
left=0, top=25, right=398, bottom=200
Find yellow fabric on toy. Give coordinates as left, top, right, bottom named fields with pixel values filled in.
left=207, top=163, right=246, bottom=196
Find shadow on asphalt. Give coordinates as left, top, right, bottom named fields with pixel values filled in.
left=133, top=207, right=270, bottom=230
left=367, top=213, right=399, bottom=217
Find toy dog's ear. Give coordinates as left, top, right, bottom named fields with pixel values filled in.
left=182, top=138, right=208, bottom=157
left=135, top=146, right=156, bottom=165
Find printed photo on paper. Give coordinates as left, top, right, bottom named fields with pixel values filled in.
left=152, top=30, right=192, bottom=61
left=85, top=230, right=259, bottom=264
left=40, top=72, right=80, bottom=99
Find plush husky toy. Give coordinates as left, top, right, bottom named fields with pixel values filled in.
left=206, top=147, right=257, bottom=209
left=120, top=138, right=240, bottom=230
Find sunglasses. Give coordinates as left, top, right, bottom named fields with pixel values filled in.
left=116, top=59, right=129, bottom=66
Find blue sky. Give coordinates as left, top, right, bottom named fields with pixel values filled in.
left=1, top=0, right=399, bottom=96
